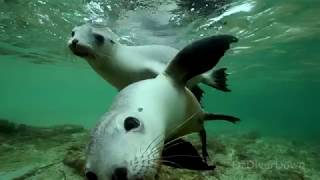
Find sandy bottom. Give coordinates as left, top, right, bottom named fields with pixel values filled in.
left=0, top=120, right=319, bottom=180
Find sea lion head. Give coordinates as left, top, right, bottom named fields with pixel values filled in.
left=85, top=107, right=164, bottom=180
left=68, top=24, right=118, bottom=58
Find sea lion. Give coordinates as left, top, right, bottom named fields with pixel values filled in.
left=85, top=35, right=239, bottom=180
left=68, top=23, right=230, bottom=94
left=68, top=24, right=237, bottom=162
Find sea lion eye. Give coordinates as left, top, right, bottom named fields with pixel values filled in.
left=124, top=117, right=140, bottom=131
left=85, top=171, right=98, bottom=180
left=94, top=34, right=104, bottom=44
left=71, top=31, right=75, bottom=37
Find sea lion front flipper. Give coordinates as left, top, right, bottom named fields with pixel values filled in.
left=189, top=85, right=204, bottom=103
left=161, top=138, right=215, bottom=171
left=165, top=35, right=238, bottom=86
left=204, top=113, right=240, bottom=123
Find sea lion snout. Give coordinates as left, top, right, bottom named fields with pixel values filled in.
left=68, top=38, right=92, bottom=57
left=71, top=39, right=79, bottom=46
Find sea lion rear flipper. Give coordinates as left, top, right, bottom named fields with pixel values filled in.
left=203, top=67, right=231, bottom=92
left=165, top=35, right=238, bottom=85
left=204, top=113, right=240, bottom=123
left=199, top=128, right=209, bottom=162
left=161, top=138, right=215, bottom=171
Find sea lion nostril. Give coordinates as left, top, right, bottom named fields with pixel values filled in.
left=112, top=167, right=128, bottom=180
left=72, top=39, right=79, bottom=46
left=85, top=171, right=98, bottom=180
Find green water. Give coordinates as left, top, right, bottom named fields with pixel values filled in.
left=0, top=0, right=319, bottom=143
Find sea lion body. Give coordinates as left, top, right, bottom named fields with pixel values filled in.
left=68, top=24, right=230, bottom=92
left=87, top=75, right=203, bottom=180
left=85, top=35, right=239, bottom=180
left=93, top=44, right=177, bottom=89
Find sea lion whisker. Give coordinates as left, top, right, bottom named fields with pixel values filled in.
left=134, top=154, right=159, bottom=179
left=147, top=158, right=183, bottom=169
left=141, top=134, right=165, bottom=159
left=146, top=141, right=203, bottom=166
left=147, top=136, right=188, bottom=157
left=163, top=110, right=201, bottom=142
left=146, top=110, right=201, bottom=156
left=141, top=111, right=201, bottom=166
left=161, top=154, right=202, bottom=159
left=139, top=112, right=205, bottom=171
left=162, top=134, right=190, bottom=149
left=147, top=137, right=191, bottom=158
left=149, top=111, right=200, bottom=155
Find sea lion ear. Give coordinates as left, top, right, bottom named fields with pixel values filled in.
left=93, top=33, right=105, bottom=44
left=164, top=35, right=238, bottom=85
left=161, top=138, right=215, bottom=171
left=104, top=27, right=119, bottom=44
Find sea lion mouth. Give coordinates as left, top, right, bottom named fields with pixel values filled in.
left=73, top=51, right=90, bottom=57
left=69, top=44, right=93, bottom=57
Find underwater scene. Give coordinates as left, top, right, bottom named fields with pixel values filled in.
left=0, top=0, right=319, bottom=179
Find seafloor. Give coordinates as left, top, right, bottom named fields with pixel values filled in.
left=0, top=119, right=319, bottom=180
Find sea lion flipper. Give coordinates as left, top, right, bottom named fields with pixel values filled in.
left=165, top=35, right=238, bottom=85
left=204, top=113, right=240, bottom=123
left=199, top=128, right=209, bottom=162
left=189, top=85, right=204, bottom=103
left=203, top=67, right=231, bottom=92
left=162, top=138, right=215, bottom=171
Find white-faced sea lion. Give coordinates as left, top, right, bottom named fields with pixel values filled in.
left=68, top=24, right=231, bottom=94
left=85, top=35, right=239, bottom=180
